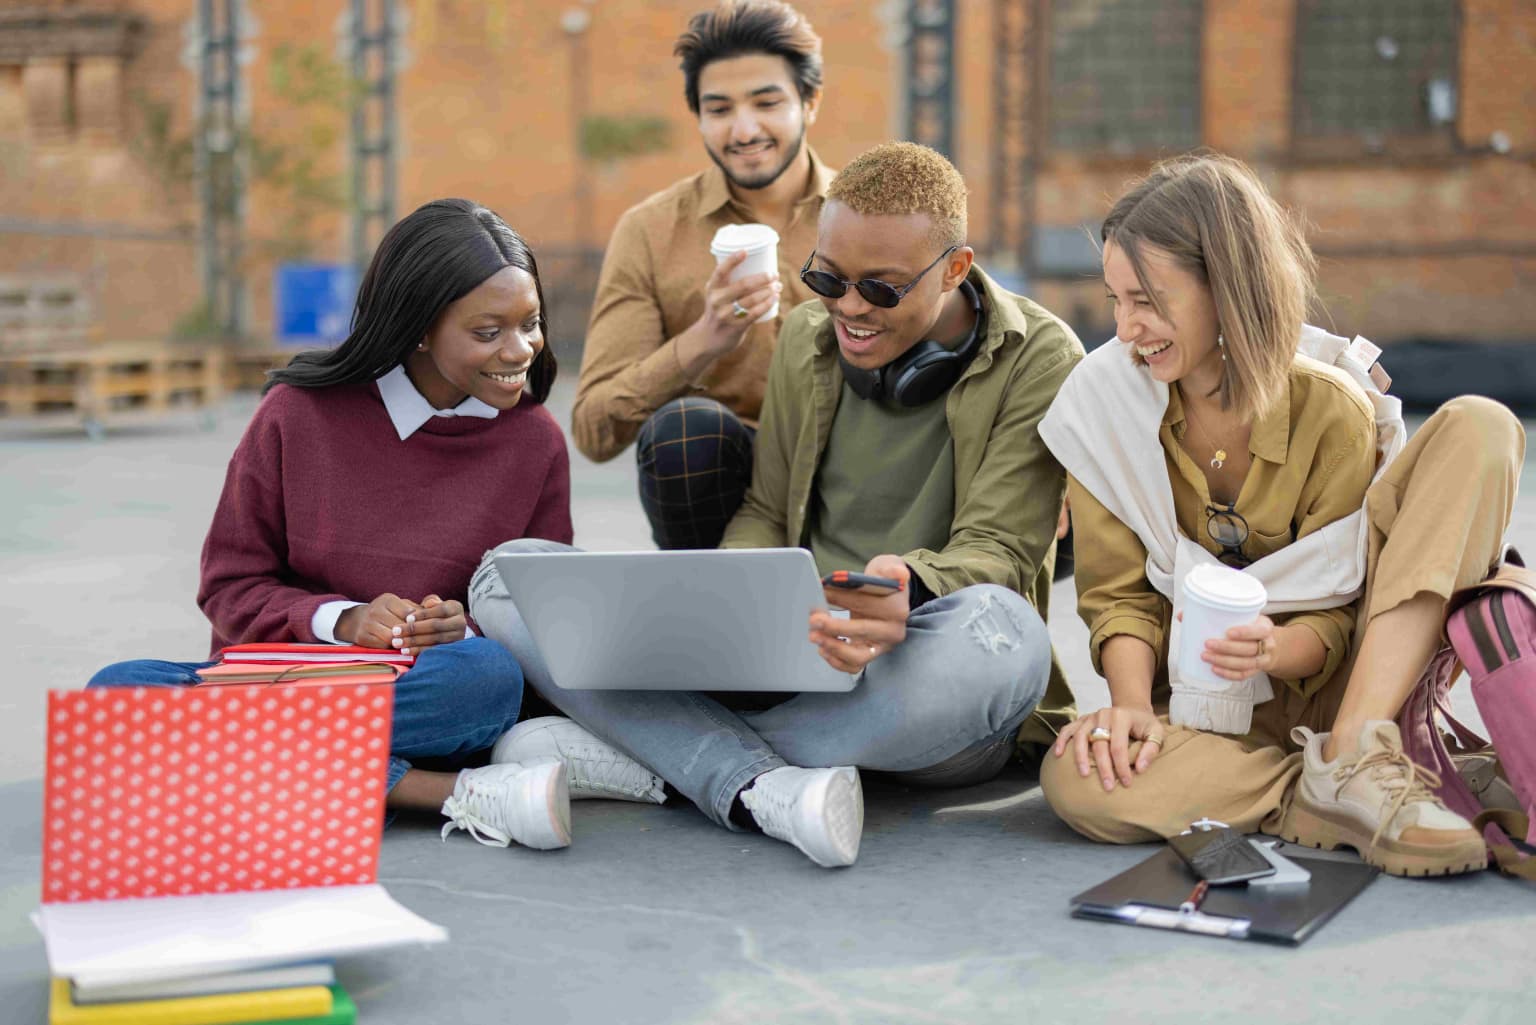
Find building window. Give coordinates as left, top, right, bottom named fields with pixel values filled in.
left=1293, top=0, right=1459, bottom=155
left=0, top=7, right=140, bottom=142
left=1047, top=0, right=1202, bottom=156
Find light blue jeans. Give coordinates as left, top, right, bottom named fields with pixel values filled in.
left=87, top=637, right=524, bottom=792
left=469, top=539, right=1052, bottom=828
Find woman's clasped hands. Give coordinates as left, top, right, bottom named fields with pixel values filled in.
left=1053, top=705, right=1166, bottom=794
left=335, top=593, right=468, bottom=654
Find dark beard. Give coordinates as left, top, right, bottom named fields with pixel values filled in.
left=707, top=122, right=806, bottom=192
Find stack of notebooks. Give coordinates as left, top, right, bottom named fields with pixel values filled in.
left=35, top=672, right=446, bottom=1024
left=49, top=967, right=354, bottom=1025
left=194, top=643, right=415, bottom=688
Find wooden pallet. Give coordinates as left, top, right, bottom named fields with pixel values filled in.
left=0, top=342, right=225, bottom=438
left=0, top=273, right=96, bottom=355
left=225, top=348, right=294, bottom=392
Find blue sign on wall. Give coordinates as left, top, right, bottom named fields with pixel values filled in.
left=275, top=264, right=357, bottom=346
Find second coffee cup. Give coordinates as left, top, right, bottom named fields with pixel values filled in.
left=1176, top=563, right=1268, bottom=689
left=710, top=223, right=780, bottom=323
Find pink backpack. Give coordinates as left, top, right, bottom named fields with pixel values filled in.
left=1399, top=553, right=1536, bottom=879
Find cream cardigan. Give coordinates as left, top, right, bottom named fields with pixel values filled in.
left=1039, top=326, right=1404, bottom=733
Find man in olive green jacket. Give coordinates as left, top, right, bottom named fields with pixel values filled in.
left=472, top=143, right=1081, bottom=868
left=722, top=248, right=1082, bottom=754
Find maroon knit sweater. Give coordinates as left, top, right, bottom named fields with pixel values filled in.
left=196, top=381, right=573, bottom=654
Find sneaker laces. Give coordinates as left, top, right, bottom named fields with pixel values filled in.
left=1331, top=746, right=1446, bottom=850
left=741, top=779, right=795, bottom=838
left=563, top=742, right=659, bottom=798
left=440, top=784, right=513, bottom=847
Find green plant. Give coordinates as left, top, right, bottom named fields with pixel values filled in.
left=171, top=300, right=221, bottom=342
left=580, top=114, right=672, bottom=163
left=132, top=45, right=352, bottom=263
left=249, top=43, right=352, bottom=260
left=129, top=94, right=197, bottom=212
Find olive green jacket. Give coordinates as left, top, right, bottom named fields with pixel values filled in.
left=721, top=266, right=1085, bottom=744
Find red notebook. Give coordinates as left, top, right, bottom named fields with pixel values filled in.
left=196, top=662, right=407, bottom=687
left=37, top=684, right=447, bottom=989
left=43, top=684, right=393, bottom=903
left=217, top=643, right=415, bottom=666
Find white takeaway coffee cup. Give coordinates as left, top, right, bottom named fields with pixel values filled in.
left=710, top=223, right=780, bottom=323
left=1176, top=563, right=1269, bottom=690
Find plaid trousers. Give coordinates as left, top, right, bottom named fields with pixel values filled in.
left=636, top=396, right=756, bottom=550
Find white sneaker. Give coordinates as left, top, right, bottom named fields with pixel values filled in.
left=740, top=766, right=863, bottom=867
left=1282, top=721, right=1486, bottom=877
left=440, top=761, right=571, bottom=850
left=492, top=716, right=666, bottom=804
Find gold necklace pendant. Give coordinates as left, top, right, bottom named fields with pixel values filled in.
left=1211, top=449, right=1227, bottom=470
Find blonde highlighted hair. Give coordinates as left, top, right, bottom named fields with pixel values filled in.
left=1102, top=153, right=1316, bottom=423
left=827, top=141, right=968, bottom=247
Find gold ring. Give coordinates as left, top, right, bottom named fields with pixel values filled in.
left=1088, top=726, right=1112, bottom=743
left=868, top=645, right=878, bottom=656
left=1254, top=639, right=1264, bottom=658
left=731, top=302, right=750, bottom=320
left=1143, top=735, right=1165, bottom=747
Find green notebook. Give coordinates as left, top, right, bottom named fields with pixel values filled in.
left=244, top=985, right=356, bottom=1025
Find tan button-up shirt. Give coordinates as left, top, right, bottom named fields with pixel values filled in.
left=570, top=149, right=835, bottom=462
left=1069, top=356, right=1379, bottom=702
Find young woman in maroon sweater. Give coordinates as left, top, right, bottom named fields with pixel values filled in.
left=90, top=199, right=577, bottom=851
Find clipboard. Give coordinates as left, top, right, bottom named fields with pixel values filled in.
left=1070, top=844, right=1378, bottom=945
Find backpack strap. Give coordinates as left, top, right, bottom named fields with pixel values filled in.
left=1473, top=810, right=1536, bottom=881
left=1445, top=547, right=1536, bottom=637
left=1439, top=708, right=1492, bottom=754
left=1397, top=648, right=1486, bottom=822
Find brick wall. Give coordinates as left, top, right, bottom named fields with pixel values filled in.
left=0, top=0, right=908, bottom=344
left=1029, top=0, right=1536, bottom=346
left=0, top=0, right=198, bottom=344
left=0, top=0, right=1530, bottom=348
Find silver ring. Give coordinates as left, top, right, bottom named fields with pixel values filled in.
left=1088, top=726, right=1112, bottom=743
left=731, top=301, right=750, bottom=320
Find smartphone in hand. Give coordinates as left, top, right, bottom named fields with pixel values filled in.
left=821, top=570, right=905, bottom=596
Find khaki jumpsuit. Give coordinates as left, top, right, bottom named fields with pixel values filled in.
left=1040, top=363, right=1525, bottom=842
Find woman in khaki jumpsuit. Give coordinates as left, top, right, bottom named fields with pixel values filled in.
left=1038, top=154, right=1524, bottom=877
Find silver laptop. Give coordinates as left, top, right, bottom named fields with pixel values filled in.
left=493, top=548, right=858, bottom=692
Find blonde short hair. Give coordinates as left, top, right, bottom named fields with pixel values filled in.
left=826, top=141, right=967, bottom=247
left=1102, top=153, right=1316, bottom=423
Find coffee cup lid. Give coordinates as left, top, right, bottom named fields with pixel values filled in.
left=710, top=223, right=779, bottom=254
left=1183, top=563, right=1267, bottom=611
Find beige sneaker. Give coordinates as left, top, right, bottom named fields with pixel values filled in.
left=1281, top=720, right=1487, bottom=877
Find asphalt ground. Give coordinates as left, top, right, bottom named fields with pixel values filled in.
left=2, top=377, right=1534, bottom=1024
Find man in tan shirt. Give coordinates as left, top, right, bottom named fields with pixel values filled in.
left=571, top=1, right=832, bottom=549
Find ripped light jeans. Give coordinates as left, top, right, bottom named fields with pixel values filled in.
left=469, top=539, right=1053, bottom=829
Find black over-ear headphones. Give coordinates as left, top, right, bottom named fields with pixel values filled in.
left=838, top=278, right=984, bottom=407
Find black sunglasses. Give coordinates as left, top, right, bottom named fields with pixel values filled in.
left=1205, top=503, right=1252, bottom=568
left=799, top=245, right=960, bottom=309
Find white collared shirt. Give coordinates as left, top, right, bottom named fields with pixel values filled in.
left=374, top=364, right=500, bottom=442
left=309, top=366, right=495, bottom=642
